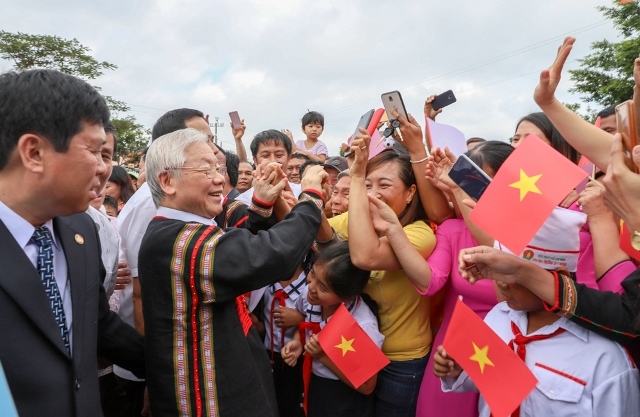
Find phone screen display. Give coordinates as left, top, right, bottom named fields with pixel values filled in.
left=447, top=154, right=492, bottom=200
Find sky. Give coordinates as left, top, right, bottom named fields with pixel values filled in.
left=0, top=0, right=623, bottom=158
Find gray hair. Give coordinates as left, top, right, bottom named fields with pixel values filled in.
left=145, top=128, right=209, bottom=207
left=337, top=169, right=350, bottom=181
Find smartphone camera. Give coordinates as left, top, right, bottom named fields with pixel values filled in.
left=389, top=96, right=393, bottom=102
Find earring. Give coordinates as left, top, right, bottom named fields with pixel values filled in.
left=407, top=199, right=412, bottom=205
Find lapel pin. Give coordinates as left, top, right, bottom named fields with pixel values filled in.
left=74, top=234, right=84, bottom=245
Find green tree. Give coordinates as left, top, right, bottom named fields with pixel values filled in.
left=0, top=31, right=129, bottom=112
left=0, top=30, right=147, bottom=161
left=112, top=116, right=150, bottom=164
left=568, top=1, right=640, bottom=107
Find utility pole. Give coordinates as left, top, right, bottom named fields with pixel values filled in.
left=210, top=117, right=224, bottom=145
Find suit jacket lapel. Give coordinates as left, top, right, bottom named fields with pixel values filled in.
left=0, top=220, right=69, bottom=357
left=54, top=217, right=86, bottom=366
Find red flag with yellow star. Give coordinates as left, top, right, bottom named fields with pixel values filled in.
left=443, top=299, right=538, bottom=417
left=318, top=304, right=389, bottom=388
left=469, top=134, right=587, bottom=255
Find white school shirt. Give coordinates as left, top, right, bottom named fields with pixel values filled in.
left=86, top=205, right=119, bottom=298
left=236, top=181, right=302, bottom=206
left=442, top=302, right=640, bottom=417
left=0, top=200, right=73, bottom=353
left=295, top=287, right=385, bottom=380
left=263, top=271, right=308, bottom=352
left=114, top=183, right=155, bottom=381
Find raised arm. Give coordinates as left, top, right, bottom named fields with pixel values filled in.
left=534, top=37, right=613, bottom=171
left=391, top=109, right=454, bottom=224
left=231, top=119, right=248, bottom=162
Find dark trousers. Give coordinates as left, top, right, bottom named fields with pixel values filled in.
left=114, top=375, right=146, bottom=417
left=270, top=350, right=304, bottom=417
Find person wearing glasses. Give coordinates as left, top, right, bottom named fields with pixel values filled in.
left=116, top=109, right=275, bottom=414
left=139, top=128, right=328, bottom=416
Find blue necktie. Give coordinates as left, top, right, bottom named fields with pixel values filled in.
left=31, top=226, right=71, bottom=354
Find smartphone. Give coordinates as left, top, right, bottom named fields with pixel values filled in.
left=616, top=101, right=638, bottom=172
left=447, top=154, right=492, bottom=200
left=229, top=111, right=242, bottom=129
left=381, top=91, right=408, bottom=121
left=344, top=109, right=376, bottom=157
left=431, top=90, right=457, bottom=111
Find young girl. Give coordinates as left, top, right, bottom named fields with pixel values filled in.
left=281, top=242, right=384, bottom=417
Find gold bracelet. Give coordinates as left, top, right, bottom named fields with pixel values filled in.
left=410, top=156, right=429, bottom=164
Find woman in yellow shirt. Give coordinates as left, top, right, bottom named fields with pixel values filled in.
left=329, top=132, right=436, bottom=417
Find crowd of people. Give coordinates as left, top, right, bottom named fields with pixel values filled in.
left=1, top=36, right=640, bottom=417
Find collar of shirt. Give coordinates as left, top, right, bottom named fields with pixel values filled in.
left=269, top=271, right=307, bottom=301
left=157, top=206, right=217, bottom=226
left=502, top=302, right=589, bottom=343
left=0, top=200, right=60, bottom=250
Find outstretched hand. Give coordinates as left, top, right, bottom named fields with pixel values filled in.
left=389, top=109, right=425, bottom=155
left=368, top=194, right=402, bottom=236
left=458, top=246, right=525, bottom=285
left=253, top=161, right=288, bottom=204
left=425, top=147, right=457, bottom=192
left=602, top=134, right=640, bottom=232
left=534, top=37, right=575, bottom=108
left=424, top=94, right=443, bottom=121
left=349, top=128, right=371, bottom=179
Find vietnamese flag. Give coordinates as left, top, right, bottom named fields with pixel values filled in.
left=443, top=299, right=537, bottom=417
left=318, top=304, right=389, bottom=388
left=469, top=135, right=587, bottom=255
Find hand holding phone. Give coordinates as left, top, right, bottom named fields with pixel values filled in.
left=381, top=91, right=408, bottom=121
left=447, top=154, right=492, bottom=200
left=345, top=109, right=385, bottom=157
left=431, top=90, right=457, bottom=111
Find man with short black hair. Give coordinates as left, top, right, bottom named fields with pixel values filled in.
left=0, top=69, right=144, bottom=416
left=596, top=105, right=617, bottom=135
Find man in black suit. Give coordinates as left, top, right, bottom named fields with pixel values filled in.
left=0, top=69, right=145, bottom=416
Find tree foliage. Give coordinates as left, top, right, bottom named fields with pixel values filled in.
left=0, top=31, right=115, bottom=79
left=568, top=2, right=640, bottom=107
left=0, top=30, right=146, bottom=160
left=112, top=116, right=150, bottom=164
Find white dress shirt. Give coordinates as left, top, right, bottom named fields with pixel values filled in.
left=86, top=205, right=119, bottom=298
left=0, top=200, right=73, bottom=353
left=115, top=184, right=156, bottom=381
left=262, top=271, right=308, bottom=352
left=442, top=302, right=640, bottom=417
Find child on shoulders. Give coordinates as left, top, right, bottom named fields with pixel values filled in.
left=292, top=111, right=328, bottom=163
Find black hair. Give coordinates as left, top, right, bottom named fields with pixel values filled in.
left=103, top=195, right=118, bottom=213
left=516, top=112, right=580, bottom=165
left=300, top=160, right=323, bottom=179
left=249, top=129, right=292, bottom=158
left=108, top=165, right=136, bottom=204
left=465, top=140, right=514, bottom=176
left=0, top=69, right=110, bottom=171
left=224, top=150, right=239, bottom=187
left=596, top=105, right=617, bottom=119
left=104, top=120, right=118, bottom=156
left=466, top=137, right=486, bottom=146
left=314, top=241, right=379, bottom=321
left=151, top=108, right=204, bottom=140
left=301, top=111, right=324, bottom=128
left=291, top=153, right=310, bottom=162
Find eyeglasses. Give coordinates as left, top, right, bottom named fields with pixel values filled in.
left=168, top=164, right=226, bottom=178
